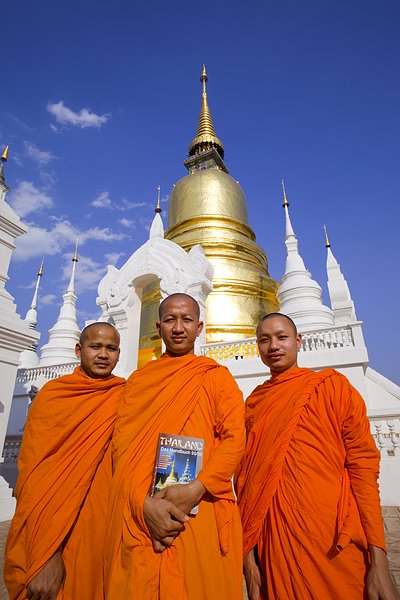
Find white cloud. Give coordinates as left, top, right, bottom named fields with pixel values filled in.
left=77, top=308, right=101, bottom=324
left=79, top=227, right=126, bottom=243
left=91, top=192, right=146, bottom=212
left=13, top=218, right=127, bottom=261
left=62, top=255, right=107, bottom=293
left=118, top=217, right=134, bottom=228
left=47, top=101, right=111, bottom=129
left=91, top=191, right=112, bottom=208
left=104, top=251, right=125, bottom=265
left=8, top=181, right=53, bottom=218
left=119, top=199, right=146, bottom=210
left=39, top=170, right=57, bottom=190
left=13, top=220, right=76, bottom=260
left=24, top=141, right=55, bottom=166
left=39, top=294, right=57, bottom=307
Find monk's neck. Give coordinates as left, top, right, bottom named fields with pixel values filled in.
left=269, top=365, right=309, bottom=384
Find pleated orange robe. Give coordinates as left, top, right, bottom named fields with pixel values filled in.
left=104, top=353, right=245, bottom=600
left=236, top=367, right=386, bottom=600
left=4, top=366, right=125, bottom=600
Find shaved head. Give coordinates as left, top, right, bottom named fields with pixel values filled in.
left=256, top=313, right=298, bottom=336
left=159, top=293, right=200, bottom=320
left=79, top=322, right=120, bottom=345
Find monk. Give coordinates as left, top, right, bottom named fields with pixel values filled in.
left=104, top=293, right=245, bottom=599
left=235, top=313, right=399, bottom=600
left=4, top=322, right=125, bottom=600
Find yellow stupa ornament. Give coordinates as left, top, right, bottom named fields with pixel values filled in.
left=1, top=146, right=9, bottom=162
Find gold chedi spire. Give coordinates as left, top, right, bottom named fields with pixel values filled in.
left=323, top=224, right=331, bottom=248
left=1, top=146, right=9, bottom=162
left=72, top=238, right=79, bottom=262
left=162, top=66, right=280, bottom=350
left=0, top=146, right=10, bottom=192
left=38, top=257, right=44, bottom=276
left=188, top=65, right=224, bottom=159
left=282, top=179, right=289, bottom=207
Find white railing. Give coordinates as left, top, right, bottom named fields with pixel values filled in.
left=201, top=326, right=355, bottom=362
left=301, top=327, right=354, bottom=352
left=16, top=362, right=79, bottom=384
left=369, top=409, right=400, bottom=457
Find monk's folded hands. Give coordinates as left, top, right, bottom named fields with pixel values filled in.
left=155, top=480, right=206, bottom=515
left=143, top=496, right=189, bottom=545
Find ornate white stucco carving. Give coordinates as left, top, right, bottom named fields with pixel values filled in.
left=96, top=235, right=213, bottom=377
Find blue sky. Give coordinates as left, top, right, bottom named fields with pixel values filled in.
left=1, top=0, right=399, bottom=383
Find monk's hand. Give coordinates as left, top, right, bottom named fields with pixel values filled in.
left=25, top=550, right=65, bottom=600
left=156, top=480, right=206, bottom=515
left=143, top=496, right=188, bottom=550
left=367, top=545, right=400, bottom=600
left=244, top=548, right=262, bottom=600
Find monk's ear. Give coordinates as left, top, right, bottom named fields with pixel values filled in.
left=156, top=322, right=161, bottom=337
left=296, top=334, right=302, bottom=351
left=75, top=343, right=82, bottom=359
left=197, top=320, right=204, bottom=336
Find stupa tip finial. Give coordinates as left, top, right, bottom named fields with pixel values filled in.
left=155, top=185, right=162, bottom=213
left=281, top=179, right=289, bottom=208
left=72, top=238, right=79, bottom=262
left=1, top=146, right=9, bottom=162
left=324, top=224, right=331, bottom=248
left=38, top=257, right=44, bottom=276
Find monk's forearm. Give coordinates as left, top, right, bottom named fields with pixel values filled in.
left=369, top=544, right=387, bottom=561
left=198, top=445, right=244, bottom=498
left=157, top=480, right=206, bottom=514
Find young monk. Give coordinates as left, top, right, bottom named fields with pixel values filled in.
left=235, top=313, right=399, bottom=600
left=104, top=293, right=245, bottom=599
left=4, top=322, right=125, bottom=600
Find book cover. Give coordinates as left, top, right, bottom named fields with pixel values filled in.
left=151, top=433, right=204, bottom=515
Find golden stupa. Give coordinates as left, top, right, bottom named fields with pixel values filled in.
left=166, top=66, right=279, bottom=341
left=137, top=67, right=279, bottom=365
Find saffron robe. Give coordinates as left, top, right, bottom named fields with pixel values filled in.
left=4, top=366, right=125, bottom=600
left=104, top=353, right=245, bottom=600
left=236, top=367, right=386, bottom=600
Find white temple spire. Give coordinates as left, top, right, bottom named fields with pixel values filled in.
left=149, top=185, right=164, bottom=239
left=325, top=225, right=357, bottom=324
left=67, top=238, right=79, bottom=293
left=25, top=257, right=44, bottom=329
left=39, top=242, right=80, bottom=366
left=277, top=182, right=334, bottom=330
left=19, top=259, right=44, bottom=368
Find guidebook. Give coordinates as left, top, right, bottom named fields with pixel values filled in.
left=151, top=433, right=204, bottom=515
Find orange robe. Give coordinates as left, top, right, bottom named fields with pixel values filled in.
left=104, top=353, right=245, bottom=600
left=236, top=367, right=386, bottom=600
left=4, top=366, right=125, bottom=600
